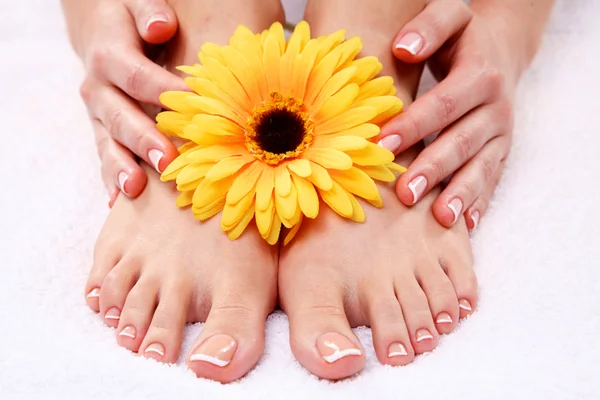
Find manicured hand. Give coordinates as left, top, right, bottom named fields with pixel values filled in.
left=378, top=0, right=519, bottom=231
left=63, top=0, right=188, bottom=205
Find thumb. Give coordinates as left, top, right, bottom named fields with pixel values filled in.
left=128, top=0, right=178, bottom=45
left=392, top=0, right=472, bottom=62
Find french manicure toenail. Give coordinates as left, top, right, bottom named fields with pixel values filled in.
left=388, top=342, right=408, bottom=357
left=416, top=329, right=433, bottom=343
left=117, top=171, right=129, bottom=195
left=378, top=135, right=402, bottom=153
left=448, top=198, right=463, bottom=224
left=119, top=326, right=136, bottom=339
left=471, top=211, right=480, bottom=231
left=459, top=299, right=473, bottom=312
left=104, top=307, right=121, bottom=320
left=408, top=175, right=427, bottom=204
left=317, top=332, right=362, bottom=363
left=436, top=312, right=453, bottom=324
left=395, top=32, right=424, bottom=55
left=148, top=149, right=164, bottom=173
left=145, top=343, right=165, bottom=357
left=145, top=13, right=169, bottom=31
left=86, top=288, right=100, bottom=298
left=189, top=334, right=237, bottom=367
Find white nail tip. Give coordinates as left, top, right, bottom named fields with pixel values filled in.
left=118, top=330, right=135, bottom=339
left=448, top=199, right=463, bottom=224
left=145, top=15, right=169, bottom=30
left=416, top=334, right=433, bottom=343
left=145, top=346, right=165, bottom=357
left=117, top=171, right=129, bottom=194
left=388, top=351, right=408, bottom=357
left=105, top=314, right=120, bottom=320
left=322, top=348, right=362, bottom=364
left=459, top=302, right=473, bottom=311
left=86, top=288, right=100, bottom=298
left=148, top=149, right=164, bottom=173
left=436, top=316, right=453, bottom=324
left=408, top=176, right=426, bottom=204
left=189, top=354, right=230, bottom=367
left=395, top=42, right=420, bottom=55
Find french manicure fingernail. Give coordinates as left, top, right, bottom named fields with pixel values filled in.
left=117, top=171, right=129, bottom=195
left=388, top=342, right=408, bottom=358
left=86, top=288, right=100, bottom=298
left=317, top=332, right=362, bottom=363
left=145, top=343, right=165, bottom=357
left=448, top=198, right=463, bottom=224
left=436, top=312, right=453, bottom=324
left=408, top=175, right=427, bottom=204
left=105, top=307, right=121, bottom=321
left=470, top=211, right=480, bottom=231
left=416, top=328, right=433, bottom=343
left=459, top=299, right=473, bottom=312
left=395, top=32, right=424, bottom=55
left=378, top=134, right=402, bottom=153
left=189, top=334, right=237, bottom=367
left=148, top=149, right=164, bottom=173
left=145, top=13, right=169, bottom=31
left=119, top=326, right=136, bottom=339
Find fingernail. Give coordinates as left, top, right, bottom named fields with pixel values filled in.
left=415, top=328, right=433, bottom=343
left=387, top=342, right=408, bottom=358
left=408, top=175, right=427, bottom=204
left=145, top=13, right=169, bottom=31
left=395, top=32, right=424, bottom=55
left=470, top=210, right=480, bottom=231
left=148, top=149, right=164, bottom=173
left=436, top=312, right=453, bottom=324
left=118, top=326, right=136, bottom=339
left=145, top=343, right=166, bottom=357
left=86, top=288, right=100, bottom=298
left=448, top=198, right=463, bottom=224
left=378, top=134, right=402, bottom=153
left=317, top=332, right=362, bottom=363
left=189, top=334, right=237, bottom=367
left=104, top=307, right=121, bottom=320
left=459, top=299, right=473, bottom=312
left=117, top=171, right=129, bottom=195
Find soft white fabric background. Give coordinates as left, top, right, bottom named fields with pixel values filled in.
left=1, top=0, right=599, bottom=399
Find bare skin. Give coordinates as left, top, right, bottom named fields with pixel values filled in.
left=278, top=0, right=477, bottom=380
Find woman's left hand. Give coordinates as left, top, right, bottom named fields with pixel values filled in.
left=378, top=0, right=522, bottom=230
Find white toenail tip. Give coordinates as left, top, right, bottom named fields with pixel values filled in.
left=388, top=351, right=408, bottom=357
left=322, top=348, right=362, bottom=364
left=86, top=288, right=100, bottom=298
left=416, top=334, right=433, bottom=343
left=105, top=315, right=120, bottom=320
left=460, top=304, right=472, bottom=311
left=118, top=331, right=135, bottom=339
left=148, top=149, right=164, bottom=173
left=189, top=354, right=230, bottom=367
left=436, top=317, right=453, bottom=324
left=145, top=346, right=165, bottom=357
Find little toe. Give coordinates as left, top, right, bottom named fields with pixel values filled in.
left=395, top=276, right=439, bottom=354
left=116, top=276, right=159, bottom=353
left=99, top=261, right=140, bottom=328
left=417, top=263, right=460, bottom=335
left=442, top=251, right=478, bottom=319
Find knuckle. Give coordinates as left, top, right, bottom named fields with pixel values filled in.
left=79, top=79, right=93, bottom=103
left=496, top=101, right=514, bottom=126
left=459, top=179, right=478, bottom=201
left=88, top=46, right=109, bottom=71
left=124, top=62, right=144, bottom=99
left=106, top=108, right=123, bottom=138
left=477, top=155, right=496, bottom=183
left=427, top=155, right=447, bottom=182
left=433, top=92, right=458, bottom=125
left=403, top=112, right=425, bottom=143
left=298, top=304, right=346, bottom=319
left=481, top=65, right=504, bottom=97
left=452, top=129, right=473, bottom=161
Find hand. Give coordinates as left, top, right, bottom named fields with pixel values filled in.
left=378, top=0, right=520, bottom=231
left=62, top=0, right=188, bottom=205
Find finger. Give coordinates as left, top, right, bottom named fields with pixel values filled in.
left=86, top=84, right=179, bottom=174
left=465, top=160, right=505, bottom=231
left=394, top=105, right=500, bottom=206
left=430, top=136, right=509, bottom=228
left=92, top=119, right=148, bottom=199
left=392, top=0, right=472, bottom=61
left=378, top=63, right=501, bottom=154
left=127, top=0, right=178, bottom=44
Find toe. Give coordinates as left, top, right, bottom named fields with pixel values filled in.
left=98, top=260, right=140, bottom=328
left=442, top=251, right=478, bottom=319
left=85, top=249, right=122, bottom=313
left=417, top=262, right=460, bottom=335
left=140, top=278, right=190, bottom=364
left=116, top=276, right=159, bottom=353
left=395, top=275, right=439, bottom=354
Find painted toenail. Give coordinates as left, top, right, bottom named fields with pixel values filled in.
left=148, top=149, right=164, bottom=173
left=416, top=329, right=433, bottom=342
left=189, top=334, right=238, bottom=367
left=436, top=312, right=453, bottom=324
left=408, top=175, right=427, bottom=204
left=317, top=332, right=362, bottom=363
left=448, top=198, right=463, bottom=224
left=118, top=326, right=136, bottom=339
left=117, top=171, right=129, bottom=195
left=104, top=307, right=121, bottom=320
left=459, top=299, right=473, bottom=312
left=388, top=342, right=408, bottom=358
left=145, top=343, right=165, bottom=357
left=86, top=288, right=100, bottom=298
left=470, top=211, right=480, bottom=231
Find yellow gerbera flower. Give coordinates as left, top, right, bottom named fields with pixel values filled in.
left=157, top=21, right=406, bottom=245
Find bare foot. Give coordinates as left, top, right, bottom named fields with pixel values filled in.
left=85, top=0, right=284, bottom=383
left=278, top=0, right=478, bottom=380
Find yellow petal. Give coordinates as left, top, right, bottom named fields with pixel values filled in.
left=176, top=163, right=213, bottom=185
left=312, top=135, right=368, bottom=152
left=186, top=96, right=247, bottom=126
left=230, top=27, right=268, bottom=99
left=226, top=205, right=255, bottom=240
left=185, top=144, right=246, bottom=164
left=275, top=183, right=298, bottom=222
left=291, top=172, right=319, bottom=219
left=366, top=194, right=384, bottom=208
left=255, top=195, right=275, bottom=239
left=184, top=77, right=248, bottom=119
left=313, top=83, right=359, bottom=123
left=160, top=91, right=202, bottom=116
left=161, top=146, right=197, bottom=182
left=226, top=162, right=263, bottom=204
left=359, top=165, right=396, bottom=182
left=287, top=159, right=311, bottom=177
left=177, top=178, right=203, bottom=192
left=386, top=162, right=408, bottom=174
left=220, top=45, right=263, bottom=108
left=289, top=21, right=311, bottom=52
left=266, top=212, right=282, bottom=245
left=356, top=76, right=395, bottom=101
left=347, top=192, right=366, bottom=223
left=346, top=143, right=395, bottom=166
left=182, top=124, right=243, bottom=146
left=370, top=99, right=403, bottom=125
left=290, top=39, right=319, bottom=100
left=205, top=155, right=255, bottom=182
left=255, top=167, right=275, bottom=211
left=304, top=148, right=353, bottom=170
left=307, top=161, right=333, bottom=190
left=283, top=215, right=303, bottom=246
left=177, top=141, right=196, bottom=153
left=347, top=56, right=382, bottom=85
left=318, top=181, right=353, bottom=218
left=192, top=114, right=244, bottom=136
left=202, top=57, right=252, bottom=112
left=176, top=190, right=194, bottom=207
left=329, top=167, right=380, bottom=201
left=176, top=64, right=208, bottom=78
left=193, top=195, right=226, bottom=221
left=192, top=176, right=234, bottom=209
left=262, top=23, right=284, bottom=92
left=275, top=165, right=292, bottom=197
left=222, top=188, right=255, bottom=229
left=335, top=36, right=362, bottom=69
left=305, top=47, right=341, bottom=105
left=312, top=66, right=357, bottom=111
left=318, top=123, right=380, bottom=139
left=352, top=96, right=403, bottom=123
left=198, top=42, right=227, bottom=65
left=314, top=106, right=377, bottom=135
left=314, top=30, right=345, bottom=65
left=156, top=111, right=191, bottom=136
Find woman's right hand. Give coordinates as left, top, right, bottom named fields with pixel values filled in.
left=62, top=0, right=188, bottom=205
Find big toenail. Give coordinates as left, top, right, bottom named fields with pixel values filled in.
left=436, top=312, right=453, bottom=324
left=459, top=299, right=473, bottom=312
left=416, top=329, right=433, bottom=342
left=104, top=307, right=121, bottom=320
left=86, top=288, right=100, bottom=298
left=118, top=326, right=136, bottom=339
left=388, top=342, right=408, bottom=358
left=317, top=332, right=362, bottom=363
left=145, top=343, right=165, bottom=357
left=189, top=334, right=237, bottom=367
